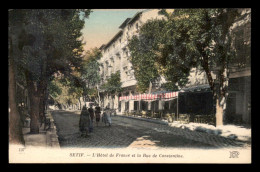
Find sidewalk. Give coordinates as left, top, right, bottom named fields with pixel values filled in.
left=116, top=113, right=251, bottom=143
left=22, top=111, right=60, bottom=148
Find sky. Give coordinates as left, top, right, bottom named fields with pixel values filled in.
left=81, top=9, right=145, bottom=51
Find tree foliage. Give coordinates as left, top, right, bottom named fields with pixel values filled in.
left=100, top=71, right=122, bottom=94
left=128, top=9, right=244, bottom=92
left=80, top=47, right=101, bottom=101
left=49, top=77, right=83, bottom=106
left=9, top=9, right=92, bottom=133
left=128, top=18, right=192, bottom=92
left=128, top=8, right=248, bottom=126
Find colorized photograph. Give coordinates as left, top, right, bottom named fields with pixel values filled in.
left=8, top=9, right=251, bottom=163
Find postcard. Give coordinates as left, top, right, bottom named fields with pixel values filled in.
left=8, top=8, right=251, bottom=164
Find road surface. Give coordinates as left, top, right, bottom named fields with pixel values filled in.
left=51, top=110, right=248, bottom=149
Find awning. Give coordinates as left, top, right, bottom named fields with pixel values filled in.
left=119, top=91, right=179, bottom=101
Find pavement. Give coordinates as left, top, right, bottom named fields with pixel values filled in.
left=51, top=110, right=250, bottom=149
left=22, top=111, right=60, bottom=148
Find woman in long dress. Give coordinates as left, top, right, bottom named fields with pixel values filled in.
left=95, top=105, right=101, bottom=127
left=102, top=106, right=112, bottom=126
left=79, top=106, right=91, bottom=137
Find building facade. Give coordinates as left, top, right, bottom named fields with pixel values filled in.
left=225, top=8, right=251, bottom=124
left=98, top=9, right=165, bottom=113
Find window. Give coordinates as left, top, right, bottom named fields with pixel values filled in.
left=233, top=23, right=251, bottom=67
left=125, top=102, right=129, bottom=112
left=164, top=101, right=170, bottom=111
left=141, top=101, right=147, bottom=111
left=134, top=101, right=139, bottom=111
left=118, top=101, right=121, bottom=112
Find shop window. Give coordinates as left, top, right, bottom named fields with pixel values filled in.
left=150, top=100, right=159, bottom=112
left=118, top=102, right=121, bottom=112
left=141, top=101, right=147, bottom=111
left=154, top=100, right=159, bottom=112
left=164, top=101, right=170, bottom=111
left=134, top=101, right=139, bottom=111
left=169, top=99, right=177, bottom=113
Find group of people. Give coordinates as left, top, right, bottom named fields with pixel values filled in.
left=79, top=104, right=112, bottom=137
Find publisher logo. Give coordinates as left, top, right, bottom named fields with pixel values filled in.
left=229, top=151, right=239, bottom=158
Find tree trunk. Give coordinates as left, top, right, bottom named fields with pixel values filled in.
left=39, top=95, right=46, bottom=128
left=27, top=80, right=40, bottom=134
left=30, top=96, right=40, bottom=133
left=213, top=55, right=229, bottom=126
left=78, top=97, right=81, bottom=110
left=97, top=89, right=101, bottom=105
left=215, top=97, right=223, bottom=126
left=9, top=54, right=25, bottom=145
left=201, top=49, right=230, bottom=127
left=38, top=80, right=48, bottom=128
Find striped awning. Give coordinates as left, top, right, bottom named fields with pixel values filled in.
left=119, top=92, right=179, bottom=101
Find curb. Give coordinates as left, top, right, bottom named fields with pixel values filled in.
left=115, top=114, right=168, bottom=125
left=46, top=111, right=60, bottom=148
left=115, top=114, right=251, bottom=143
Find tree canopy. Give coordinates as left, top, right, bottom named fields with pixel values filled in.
left=100, top=71, right=122, bottom=94
left=80, top=47, right=102, bottom=101
left=128, top=8, right=248, bottom=126
left=9, top=9, right=92, bottom=133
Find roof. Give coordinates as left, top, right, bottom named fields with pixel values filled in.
left=102, top=10, right=155, bottom=51
left=119, top=18, right=131, bottom=29
left=99, top=44, right=105, bottom=50
left=127, top=11, right=142, bottom=25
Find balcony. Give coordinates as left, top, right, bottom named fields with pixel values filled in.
left=121, top=58, right=129, bottom=67
left=122, top=79, right=137, bottom=88
left=121, top=40, right=128, bottom=49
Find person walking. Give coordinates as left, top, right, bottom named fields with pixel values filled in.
left=79, top=105, right=91, bottom=137
left=95, top=105, right=101, bottom=127
left=88, top=105, right=94, bottom=132
left=103, top=106, right=112, bottom=126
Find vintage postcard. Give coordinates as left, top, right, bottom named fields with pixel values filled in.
left=8, top=9, right=251, bottom=164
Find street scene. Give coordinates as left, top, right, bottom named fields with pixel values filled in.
left=8, top=9, right=251, bottom=163
left=52, top=110, right=249, bottom=149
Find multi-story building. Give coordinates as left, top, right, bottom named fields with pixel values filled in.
left=98, top=9, right=166, bottom=113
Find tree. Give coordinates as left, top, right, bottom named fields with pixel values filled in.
left=128, top=20, right=164, bottom=93
left=128, top=9, right=245, bottom=126
left=9, top=9, right=91, bottom=134
left=9, top=35, right=25, bottom=145
left=48, top=76, right=83, bottom=109
left=100, top=71, right=122, bottom=94
left=8, top=9, right=28, bottom=145
left=80, top=48, right=101, bottom=103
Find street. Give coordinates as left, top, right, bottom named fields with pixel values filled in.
left=52, top=111, right=249, bottom=149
